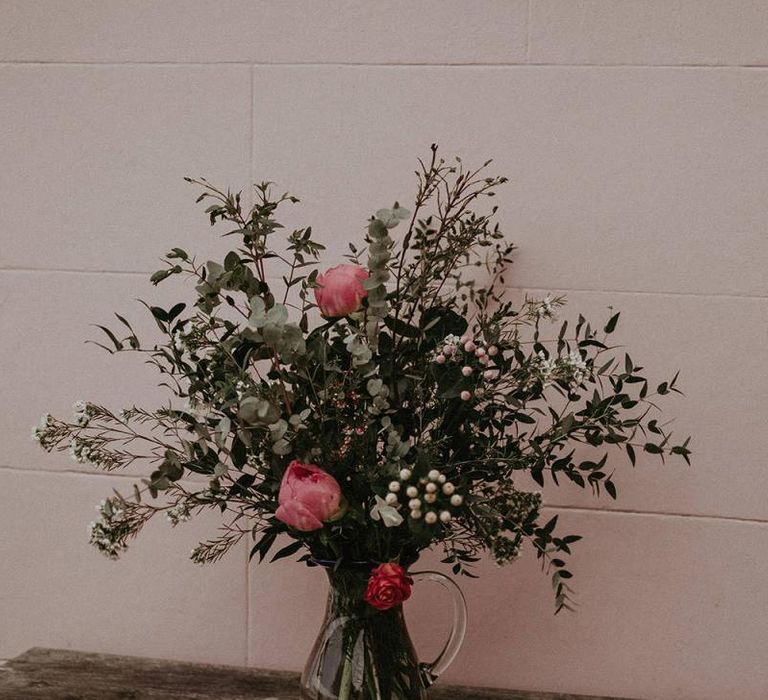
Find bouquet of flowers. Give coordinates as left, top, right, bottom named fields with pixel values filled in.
left=34, top=146, right=690, bottom=697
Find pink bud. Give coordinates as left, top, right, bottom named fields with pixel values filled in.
left=443, top=345, right=455, bottom=356
left=487, top=346, right=498, bottom=356
left=461, top=366, right=473, bottom=377
left=464, top=341, right=476, bottom=353
left=314, top=264, right=369, bottom=318
left=460, top=390, right=472, bottom=401
left=483, top=369, right=495, bottom=381
left=435, top=354, right=446, bottom=364
left=478, top=355, right=490, bottom=365
left=475, top=347, right=486, bottom=357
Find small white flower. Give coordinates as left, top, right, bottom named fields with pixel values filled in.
left=370, top=495, right=404, bottom=527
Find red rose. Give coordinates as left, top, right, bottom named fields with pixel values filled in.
left=364, top=562, right=413, bottom=611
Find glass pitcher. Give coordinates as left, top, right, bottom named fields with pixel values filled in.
left=300, top=564, right=467, bottom=699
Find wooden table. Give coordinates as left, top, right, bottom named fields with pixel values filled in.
left=0, top=648, right=627, bottom=700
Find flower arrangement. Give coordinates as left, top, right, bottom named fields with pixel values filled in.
left=34, top=145, right=691, bottom=623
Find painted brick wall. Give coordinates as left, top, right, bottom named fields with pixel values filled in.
left=1, top=3, right=766, bottom=698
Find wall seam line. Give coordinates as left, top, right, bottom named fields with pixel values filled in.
left=5, top=267, right=762, bottom=302
left=3, top=464, right=765, bottom=526
left=1, top=60, right=767, bottom=69
left=543, top=503, right=768, bottom=527
left=0, top=464, right=146, bottom=480
left=516, top=285, right=767, bottom=301
left=245, top=61, right=255, bottom=669
left=525, top=0, right=532, bottom=63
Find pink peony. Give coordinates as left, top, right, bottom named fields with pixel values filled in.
left=275, top=460, right=342, bottom=532
left=314, top=264, right=369, bottom=318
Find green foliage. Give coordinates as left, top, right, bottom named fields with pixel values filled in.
left=33, top=147, right=692, bottom=612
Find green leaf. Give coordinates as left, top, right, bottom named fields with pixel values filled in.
left=604, top=312, right=620, bottom=334
left=270, top=540, right=305, bottom=563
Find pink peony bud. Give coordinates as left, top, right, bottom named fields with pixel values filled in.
left=483, top=369, right=495, bottom=381
left=435, top=354, right=446, bottom=364
left=275, top=460, right=342, bottom=532
left=314, top=264, right=369, bottom=318
left=461, top=366, right=473, bottom=376
left=443, top=345, right=455, bottom=356
left=464, top=341, right=476, bottom=353
left=475, top=347, right=486, bottom=357
left=460, top=390, right=472, bottom=401
left=487, top=345, right=498, bottom=356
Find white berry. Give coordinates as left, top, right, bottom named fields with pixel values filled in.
left=406, top=486, right=419, bottom=498
left=439, top=510, right=452, bottom=523
left=425, top=482, right=437, bottom=493
left=399, top=468, right=412, bottom=481
left=424, top=512, right=438, bottom=525
left=428, top=469, right=440, bottom=481
left=408, top=498, right=422, bottom=510
left=450, top=494, right=464, bottom=507
left=410, top=509, right=422, bottom=520
left=487, top=345, right=498, bottom=356
left=438, top=474, right=447, bottom=484
left=424, top=493, right=437, bottom=504
left=385, top=492, right=399, bottom=505
left=388, top=481, right=401, bottom=493
left=442, top=482, right=455, bottom=495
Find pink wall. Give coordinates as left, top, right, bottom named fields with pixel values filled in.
left=1, top=3, right=767, bottom=698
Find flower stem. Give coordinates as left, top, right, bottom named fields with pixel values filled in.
left=338, top=646, right=354, bottom=700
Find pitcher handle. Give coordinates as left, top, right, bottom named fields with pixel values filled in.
left=410, top=570, right=468, bottom=688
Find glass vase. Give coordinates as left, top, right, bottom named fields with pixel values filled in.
left=300, top=564, right=467, bottom=700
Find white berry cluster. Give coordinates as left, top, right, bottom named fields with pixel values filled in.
left=384, top=468, right=464, bottom=525
left=432, top=333, right=500, bottom=402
